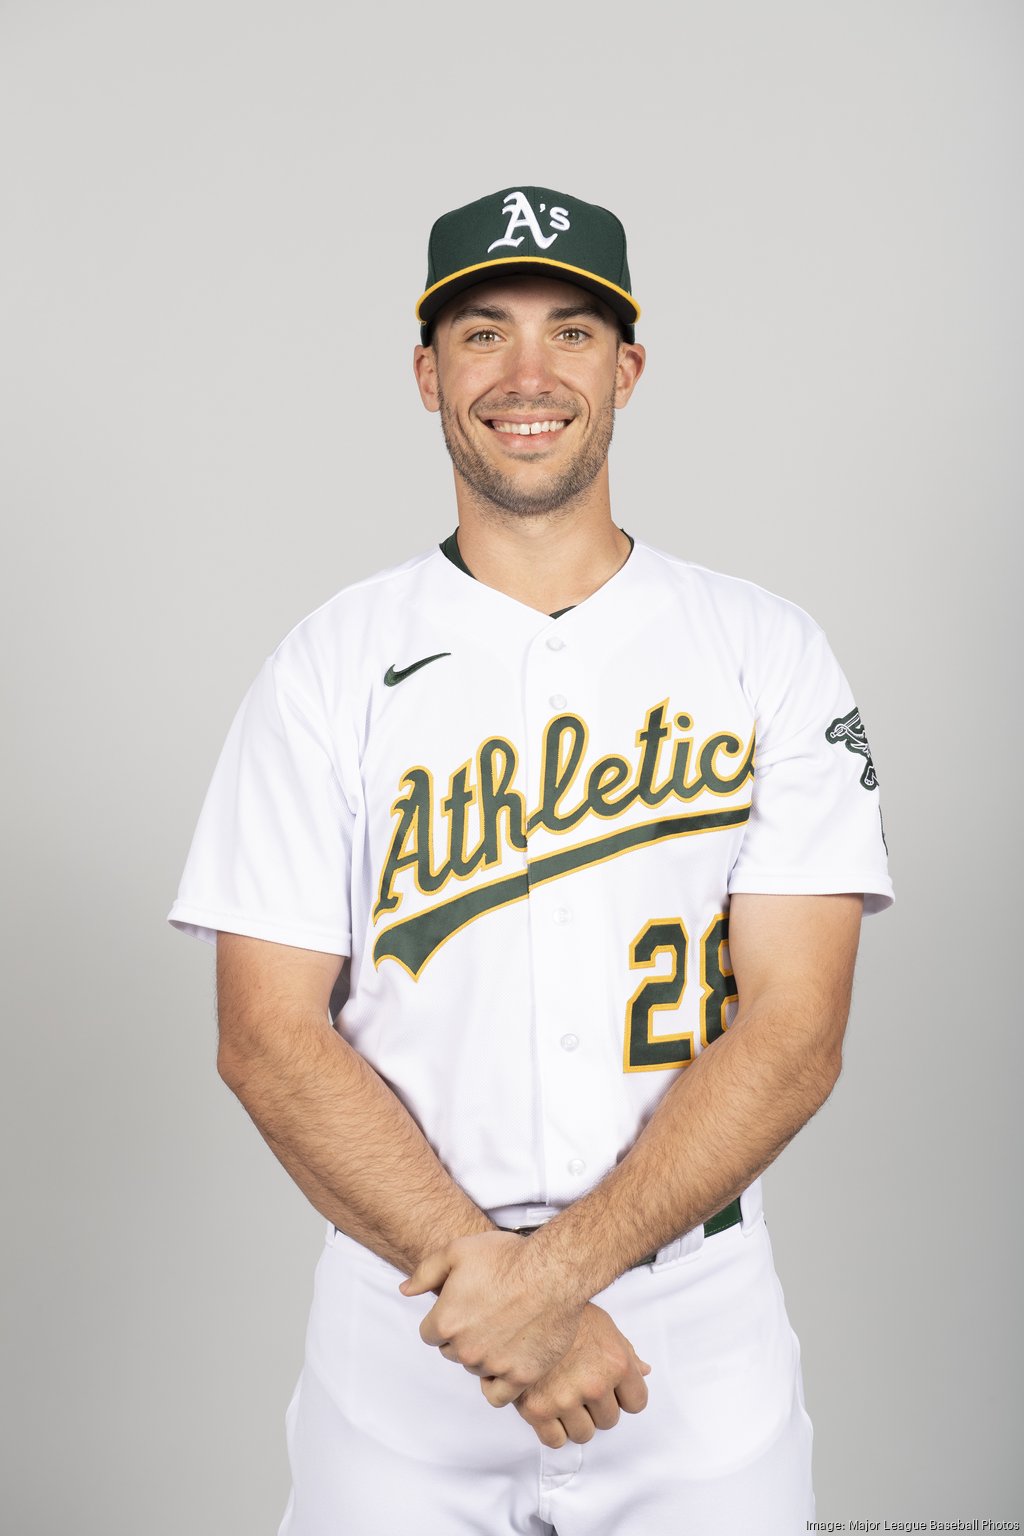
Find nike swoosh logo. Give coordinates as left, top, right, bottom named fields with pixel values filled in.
left=384, top=652, right=452, bottom=687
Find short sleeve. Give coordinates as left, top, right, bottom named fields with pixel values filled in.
left=167, top=654, right=357, bottom=953
left=728, top=619, right=893, bottom=915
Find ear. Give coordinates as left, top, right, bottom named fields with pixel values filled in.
left=614, top=342, right=646, bottom=409
left=413, top=344, right=441, bottom=414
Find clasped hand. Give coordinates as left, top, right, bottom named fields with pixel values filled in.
left=400, top=1231, right=650, bottom=1446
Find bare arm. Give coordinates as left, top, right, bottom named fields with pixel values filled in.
left=216, top=930, right=651, bottom=1442
left=406, top=892, right=863, bottom=1403
left=530, top=892, right=863, bottom=1292
left=215, top=931, right=494, bottom=1271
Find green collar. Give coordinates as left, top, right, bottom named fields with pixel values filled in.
left=439, top=529, right=633, bottom=620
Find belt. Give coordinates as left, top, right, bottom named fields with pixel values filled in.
left=499, top=1196, right=743, bottom=1269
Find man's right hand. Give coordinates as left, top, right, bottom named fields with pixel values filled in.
left=509, top=1302, right=651, bottom=1448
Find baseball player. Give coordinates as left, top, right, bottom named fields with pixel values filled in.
left=169, top=185, right=893, bottom=1535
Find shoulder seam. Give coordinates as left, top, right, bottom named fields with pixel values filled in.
left=635, top=540, right=824, bottom=634
left=266, top=546, right=443, bottom=662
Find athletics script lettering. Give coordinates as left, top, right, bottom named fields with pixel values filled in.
left=372, top=702, right=754, bottom=978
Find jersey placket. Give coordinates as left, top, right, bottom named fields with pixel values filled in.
left=521, top=622, right=610, bottom=1206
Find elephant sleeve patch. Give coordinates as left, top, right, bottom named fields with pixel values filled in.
left=825, top=707, right=878, bottom=790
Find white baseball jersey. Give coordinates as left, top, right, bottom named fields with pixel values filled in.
left=169, top=537, right=892, bottom=1215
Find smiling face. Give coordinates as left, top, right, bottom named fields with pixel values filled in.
left=414, top=277, right=645, bottom=519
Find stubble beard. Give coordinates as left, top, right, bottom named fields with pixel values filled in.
left=437, top=381, right=616, bottom=518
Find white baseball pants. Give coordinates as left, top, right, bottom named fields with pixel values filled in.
left=278, top=1205, right=814, bottom=1535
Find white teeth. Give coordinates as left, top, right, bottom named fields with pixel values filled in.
left=492, top=419, right=567, bottom=435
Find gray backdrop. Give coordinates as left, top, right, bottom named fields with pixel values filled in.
left=3, top=1, right=1021, bottom=1531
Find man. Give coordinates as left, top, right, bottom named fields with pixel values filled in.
left=169, top=185, right=892, bottom=1534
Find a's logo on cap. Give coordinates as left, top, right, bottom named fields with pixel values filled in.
left=487, top=190, right=571, bottom=254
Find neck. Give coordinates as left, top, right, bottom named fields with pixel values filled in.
left=452, top=470, right=629, bottom=615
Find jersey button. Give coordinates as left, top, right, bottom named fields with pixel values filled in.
left=553, top=906, right=572, bottom=925
left=546, top=635, right=565, bottom=651
left=549, top=693, right=567, bottom=709
left=567, top=1158, right=586, bottom=1177
left=560, top=1033, right=580, bottom=1052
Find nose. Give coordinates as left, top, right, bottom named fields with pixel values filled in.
left=498, top=334, right=559, bottom=400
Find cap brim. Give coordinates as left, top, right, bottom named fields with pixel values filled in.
left=417, top=255, right=640, bottom=343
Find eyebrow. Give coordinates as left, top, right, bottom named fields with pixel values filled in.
left=547, top=303, right=608, bottom=323
left=447, top=301, right=610, bottom=328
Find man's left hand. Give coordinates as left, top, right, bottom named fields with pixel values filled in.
left=511, top=1301, right=651, bottom=1446
left=400, top=1230, right=584, bottom=1402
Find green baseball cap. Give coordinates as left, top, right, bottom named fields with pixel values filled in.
left=417, top=186, right=640, bottom=344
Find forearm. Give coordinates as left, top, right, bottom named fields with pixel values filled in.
left=402, top=984, right=842, bottom=1391
left=220, top=1018, right=494, bottom=1272
left=528, top=986, right=843, bottom=1302
left=403, top=895, right=861, bottom=1403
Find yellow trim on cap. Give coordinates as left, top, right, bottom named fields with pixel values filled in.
left=416, top=255, right=641, bottom=323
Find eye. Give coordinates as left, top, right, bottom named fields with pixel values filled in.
left=557, top=326, right=590, bottom=345
left=467, top=328, right=501, bottom=344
